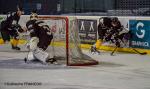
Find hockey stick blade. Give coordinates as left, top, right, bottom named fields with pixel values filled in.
left=141, top=52, right=147, bottom=55
left=133, top=49, right=147, bottom=55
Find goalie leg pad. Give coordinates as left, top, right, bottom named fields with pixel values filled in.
left=33, top=48, right=49, bottom=63
left=26, top=51, right=35, bottom=61
left=27, top=37, right=39, bottom=51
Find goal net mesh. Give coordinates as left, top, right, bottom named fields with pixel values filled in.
left=39, top=16, right=98, bottom=66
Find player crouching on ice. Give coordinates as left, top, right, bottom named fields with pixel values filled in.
left=24, top=12, right=57, bottom=64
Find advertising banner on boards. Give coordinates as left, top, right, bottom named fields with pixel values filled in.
left=129, top=20, right=150, bottom=49
left=78, top=19, right=97, bottom=44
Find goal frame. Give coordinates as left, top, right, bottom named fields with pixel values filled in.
left=38, top=16, right=99, bottom=66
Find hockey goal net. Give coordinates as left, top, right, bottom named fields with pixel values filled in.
left=38, top=16, right=98, bottom=66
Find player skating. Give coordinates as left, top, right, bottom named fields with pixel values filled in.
left=24, top=11, right=57, bottom=64
left=91, top=17, right=128, bottom=54
left=0, top=6, right=24, bottom=50
left=91, top=17, right=147, bottom=55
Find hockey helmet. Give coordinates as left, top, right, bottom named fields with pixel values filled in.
left=30, top=13, right=38, bottom=20
left=112, top=17, right=119, bottom=23
left=17, top=5, right=24, bottom=16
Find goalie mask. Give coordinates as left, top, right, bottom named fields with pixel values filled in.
left=30, top=13, right=38, bottom=20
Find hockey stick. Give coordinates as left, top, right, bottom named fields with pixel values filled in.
left=132, top=48, right=147, bottom=55
left=111, top=46, right=118, bottom=56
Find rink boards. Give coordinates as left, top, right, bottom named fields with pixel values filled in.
left=0, top=15, right=150, bottom=54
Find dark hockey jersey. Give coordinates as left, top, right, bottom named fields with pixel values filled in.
left=103, top=17, right=112, bottom=28
left=26, top=19, right=53, bottom=50
left=26, top=19, right=39, bottom=37
left=1, top=12, right=20, bottom=30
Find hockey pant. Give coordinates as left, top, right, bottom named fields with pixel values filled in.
left=1, top=27, right=19, bottom=47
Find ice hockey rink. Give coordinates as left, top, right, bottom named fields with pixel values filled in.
left=0, top=44, right=150, bottom=89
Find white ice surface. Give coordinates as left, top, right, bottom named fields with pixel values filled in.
left=0, top=48, right=150, bottom=89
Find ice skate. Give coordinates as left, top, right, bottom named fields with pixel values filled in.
left=46, top=58, right=58, bottom=64
left=12, top=46, right=21, bottom=50
left=90, top=46, right=100, bottom=55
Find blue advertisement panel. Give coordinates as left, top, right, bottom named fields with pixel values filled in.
left=129, top=20, right=150, bottom=49
left=78, top=19, right=97, bottom=44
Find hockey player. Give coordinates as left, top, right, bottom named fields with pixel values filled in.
left=90, top=17, right=112, bottom=53
left=104, top=17, right=122, bottom=46
left=0, top=6, right=24, bottom=50
left=24, top=12, right=56, bottom=64
left=91, top=17, right=122, bottom=53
